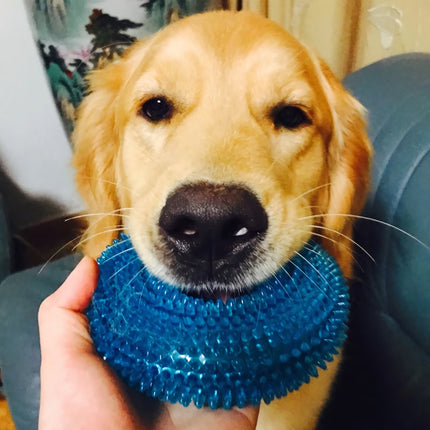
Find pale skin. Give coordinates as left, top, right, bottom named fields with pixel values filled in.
left=38, top=257, right=259, bottom=430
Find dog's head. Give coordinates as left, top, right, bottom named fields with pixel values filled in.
left=73, top=11, right=372, bottom=300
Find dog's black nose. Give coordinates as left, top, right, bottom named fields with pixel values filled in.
left=158, top=183, right=268, bottom=273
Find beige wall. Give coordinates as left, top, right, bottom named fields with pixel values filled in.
left=236, top=0, right=430, bottom=78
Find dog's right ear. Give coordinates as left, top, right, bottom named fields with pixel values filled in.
left=310, top=57, right=373, bottom=278
left=72, top=48, right=141, bottom=257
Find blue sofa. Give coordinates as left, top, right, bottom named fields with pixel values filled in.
left=1, top=53, right=429, bottom=429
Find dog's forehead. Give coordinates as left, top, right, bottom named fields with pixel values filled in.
left=170, top=15, right=304, bottom=63
left=126, top=12, right=323, bottom=111
left=143, top=12, right=311, bottom=75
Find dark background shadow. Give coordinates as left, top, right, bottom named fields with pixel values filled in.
left=0, top=156, right=64, bottom=231
left=0, top=153, right=84, bottom=271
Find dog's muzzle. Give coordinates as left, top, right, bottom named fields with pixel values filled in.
left=158, top=182, right=268, bottom=292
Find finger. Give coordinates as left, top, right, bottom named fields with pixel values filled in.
left=161, top=402, right=260, bottom=430
left=45, top=256, right=99, bottom=311
left=38, top=256, right=99, bottom=355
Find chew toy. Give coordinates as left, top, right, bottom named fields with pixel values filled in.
left=87, top=234, right=349, bottom=409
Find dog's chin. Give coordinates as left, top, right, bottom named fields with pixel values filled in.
left=156, top=261, right=275, bottom=303
left=183, top=284, right=248, bottom=303
left=149, top=259, right=264, bottom=301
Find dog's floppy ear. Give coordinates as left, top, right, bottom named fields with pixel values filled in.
left=72, top=56, right=134, bottom=258
left=315, top=60, right=373, bottom=277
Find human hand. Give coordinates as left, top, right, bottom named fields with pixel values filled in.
left=38, top=257, right=259, bottom=430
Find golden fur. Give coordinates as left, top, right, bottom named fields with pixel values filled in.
left=73, top=11, right=372, bottom=430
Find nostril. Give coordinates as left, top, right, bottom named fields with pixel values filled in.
left=183, top=228, right=197, bottom=236
left=234, top=226, right=248, bottom=237
left=162, top=216, right=198, bottom=239
left=223, top=218, right=257, bottom=241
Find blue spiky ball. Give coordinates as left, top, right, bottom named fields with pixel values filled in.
left=87, top=234, right=349, bottom=409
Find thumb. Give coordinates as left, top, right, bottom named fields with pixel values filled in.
left=38, top=256, right=99, bottom=355
left=41, top=256, right=99, bottom=312
left=161, top=403, right=260, bottom=430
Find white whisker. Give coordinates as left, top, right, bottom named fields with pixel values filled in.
left=123, top=266, right=146, bottom=290
left=104, top=245, right=135, bottom=264
left=299, top=213, right=430, bottom=251
left=302, top=243, right=323, bottom=256
left=78, top=176, right=133, bottom=193
left=65, top=209, right=132, bottom=222
left=287, top=257, right=323, bottom=298
left=291, top=183, right=331, bottom=203
left=293, top=250, right=330, bottom=297
left=310, top=224, right=375, bottom=263
left=73, top=227, right=126, bottom=252
left=276, top=263, right=300, bottom=299
left=109, top=255, right=142, bottom=280
left=38, top=235, right=83, bottom=274
left=297, top=229, right=360, bottom=269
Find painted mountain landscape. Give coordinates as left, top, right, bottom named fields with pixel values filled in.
left=26, top=0, right=222, bottom=138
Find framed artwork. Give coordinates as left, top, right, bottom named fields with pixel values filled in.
left=25, top=0, right=224, bottom=139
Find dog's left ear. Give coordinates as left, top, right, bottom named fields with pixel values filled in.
left=315, top=60, right=373, bottom=277
left=72, top=44, right=145, bottom=258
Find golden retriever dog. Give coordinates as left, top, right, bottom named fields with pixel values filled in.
left=72, top=10, right=372, bottom=430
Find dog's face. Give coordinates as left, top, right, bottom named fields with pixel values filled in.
left=73, top=11, right=372, bottom=300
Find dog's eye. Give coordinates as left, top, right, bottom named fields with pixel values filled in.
left=271, top=105, right=311, bottom=130
left=139, top=97, right=173, bottom=122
